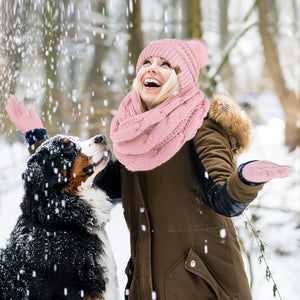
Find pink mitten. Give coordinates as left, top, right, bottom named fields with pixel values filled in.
left=241, top=160, right=292, bottom=183
left=5, top=95, right=44, bottom=133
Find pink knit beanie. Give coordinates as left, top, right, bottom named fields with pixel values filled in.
left=136, top=38, right=208, bottom=90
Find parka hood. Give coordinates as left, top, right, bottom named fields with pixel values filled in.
left=208, top=93, right=252, bottom=156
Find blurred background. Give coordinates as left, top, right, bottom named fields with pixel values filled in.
left=1, top=0, right=300, bottom=148
left=0, top=0, right=300, bottom=299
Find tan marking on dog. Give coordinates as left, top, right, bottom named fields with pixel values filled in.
left=64, top=153, right=95, bottom=194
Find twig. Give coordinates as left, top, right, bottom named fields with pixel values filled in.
left=250, top=204, right=299, bottom=215
left=243, top=213, right=283, bottom=299
left=209, top=22, right=257, bottom=86
left=208, top=0, right=258, bottom=91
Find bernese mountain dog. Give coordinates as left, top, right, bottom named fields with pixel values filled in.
left=0, top=134, right=119, bottom=300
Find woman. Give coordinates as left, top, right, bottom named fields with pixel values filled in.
left=6, top=39, right=291, bottom=300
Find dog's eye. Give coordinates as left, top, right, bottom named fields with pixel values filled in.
left=82, top=165, right=95, bottom=176
left=63, top=141, right=77, bottom=154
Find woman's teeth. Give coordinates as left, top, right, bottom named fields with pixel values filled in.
left=144, top=79, right=162, bottom=87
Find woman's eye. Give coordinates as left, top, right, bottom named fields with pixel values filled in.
left=161, top=61, right=171, bottom=67
left=143, top=60, right=151, bottom=65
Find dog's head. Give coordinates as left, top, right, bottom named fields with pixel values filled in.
left=23, top=134, right=111, bottom=193
left=21, top=134, right=112, bottom=228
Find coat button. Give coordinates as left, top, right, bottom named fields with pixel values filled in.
left=190, top=260, right=196, bottom=268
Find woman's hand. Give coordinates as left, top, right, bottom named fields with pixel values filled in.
left=241, top=160, right=292, bottom=183
left=5, top=95, right=44, bottom=133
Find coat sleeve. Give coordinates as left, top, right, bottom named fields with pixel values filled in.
left=193, top=118, right=263, bottom=217
left=24, top=128, right=48, bottom=155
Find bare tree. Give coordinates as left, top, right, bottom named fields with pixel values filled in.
left=125, top=0, right=143, bottom=90
left=42, top=0, right=59, bottom=134
left=78, top=0, right=112, bottom=138
left=257, top=0, right=300, bottom=151
left=41, top=0, right=73, bottom=136
left=217, top=0, right=236, bottom=94
left=184, top=0, right=203, bottom=39
left=219, top=0, right=229, bottom=49
left=0, top=0, right=32, bottom=140
left=0, top=0, right=32, bottom=97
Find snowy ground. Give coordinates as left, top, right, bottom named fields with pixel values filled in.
left=0, top=95, right=299, bottom=299
left=236, top=121, right=300, bottom=300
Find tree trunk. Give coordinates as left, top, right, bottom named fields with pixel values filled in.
left=0, top=0, right=32, bottom=141
left=218, top=0, right=235, bottom=94
left=78, top=1, right=111, bottom=139
left=126, top=0, right=144, bottom=90
left=42, top=0, right=62, bottom=136
left=0, top=0, right=31, bottom=97
left=219, top=0, right=229, bottom=49
left=183, top=0, right=203, bottom=39
left=257, top=0, right=300, bottom=151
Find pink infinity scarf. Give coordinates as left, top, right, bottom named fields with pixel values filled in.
left=110, top=83, right=210, bottom=171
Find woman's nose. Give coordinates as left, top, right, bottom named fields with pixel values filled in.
left=147, top=65, right=158, bottom=73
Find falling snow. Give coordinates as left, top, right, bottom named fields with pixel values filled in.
left=0, top=1, right=299, bottom=299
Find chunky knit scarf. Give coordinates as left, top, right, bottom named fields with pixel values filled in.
left=110, top=83, right=210, bottom=171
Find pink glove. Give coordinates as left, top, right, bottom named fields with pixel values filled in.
left=241, top=160, right=292, bottom=183
left=5, top=95, right=44, bottom=133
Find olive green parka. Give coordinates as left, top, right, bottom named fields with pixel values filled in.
left=120, top=94, right=263, bottom=300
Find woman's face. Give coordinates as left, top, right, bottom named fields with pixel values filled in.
left=137, top=56, right=173, bottom=109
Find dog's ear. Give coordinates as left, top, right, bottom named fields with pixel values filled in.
left=23, top=136, right=79, bottom=197
left=22, top=148, right=61, bottom=196
left=22, top=161, right=47, bottom=195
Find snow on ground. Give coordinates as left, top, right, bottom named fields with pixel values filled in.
left=0, top=95, right=299, bottom=299
left=235, top=121, right=300, bottom=300
left=0, top=141, right=27, bottom=245
left=234, top=93, right=300, bottom=300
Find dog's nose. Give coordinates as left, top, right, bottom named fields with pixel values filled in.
left=94, top=135, right=106, bottom=144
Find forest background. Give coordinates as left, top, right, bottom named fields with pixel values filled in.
left=0, top=0, right=300, bottom=299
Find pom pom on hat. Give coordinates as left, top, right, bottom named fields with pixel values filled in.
left=136, top=39, right=208, bottom=89
left=185, top=40, right=208, bottom=69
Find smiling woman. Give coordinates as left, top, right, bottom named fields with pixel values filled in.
left=108, top=38, right=291, bottom=300
left=132, top=56, right=180, bottom=111
left=137, top=56, right=173, bottom=109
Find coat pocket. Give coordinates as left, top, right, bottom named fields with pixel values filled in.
left=165, top=248, right=222, bottom=300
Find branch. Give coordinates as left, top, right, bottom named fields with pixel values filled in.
left=209, top=22, right=257, bottom=86
left=250, top=204, right=300, bottom=215
left=243, top=213, right=283, bottom=299
left=208, top=0, right=258, bottom=89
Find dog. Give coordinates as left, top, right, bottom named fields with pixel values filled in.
left=0, top=134, right=119, bottom=300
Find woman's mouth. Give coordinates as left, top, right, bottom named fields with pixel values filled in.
left=143, top=78, right=162, bottom=88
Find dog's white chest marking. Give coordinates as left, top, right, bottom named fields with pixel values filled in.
left=78, top=186, right=119, bottom=300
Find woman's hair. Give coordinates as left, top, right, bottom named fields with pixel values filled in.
left=133, top=69, right=180, bottom=111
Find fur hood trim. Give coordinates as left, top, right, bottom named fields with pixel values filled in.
left=208, top=93, right=252, bottom=156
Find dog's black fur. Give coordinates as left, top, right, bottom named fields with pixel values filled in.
left=0, top=135, right=117, bottom=300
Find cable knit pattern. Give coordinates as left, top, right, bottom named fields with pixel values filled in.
left=110, top=83, right=210, bottom=171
